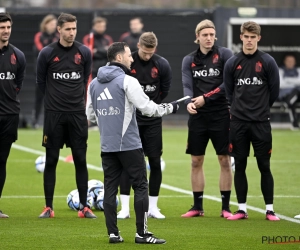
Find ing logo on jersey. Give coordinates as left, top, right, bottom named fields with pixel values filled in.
left=141, top=85, right=156, bottom=92
left=74, top=53, right=81, bottom=65
left=151, top=67, right=158, bottom=78
left=212, top=54, right=219, bottom=64
left=11, top=53, right=16, bottom=65
left=237, top=77, right=263, bottom=86
left=0, top=72, right=15, bottom=80
left=193, top=68, right=220, bottom=77
left=52, top=72, right=81, bottom=80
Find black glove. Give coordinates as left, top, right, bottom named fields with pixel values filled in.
left=170, top=101, right=179, bottom=114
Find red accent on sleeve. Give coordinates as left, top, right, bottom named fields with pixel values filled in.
left=104, top=34, right=114, bottom=45
left=119, top=32, right=130, bottom=42
left=34, top=32, right=43, bottom=51
left=83, top=34, right=90, bottom=47
left=203, top=87, right=221, bottom=98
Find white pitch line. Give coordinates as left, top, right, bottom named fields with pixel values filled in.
left=1, top=195, right=192, bottom=199
left=11, top=143, right=300, bottom=224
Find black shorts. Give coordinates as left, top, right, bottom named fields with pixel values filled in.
left=0, top=115, right=19, bottom=145
left=229, top=119, right=272, bottom=158
left=42, top=112, right=88, bottom=149
left=186, top=109, right=230, bottom=156
left=138, top=124, right=162, bottom=157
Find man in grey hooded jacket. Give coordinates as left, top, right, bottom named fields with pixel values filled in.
left=86, top=42, right=178, bottom=244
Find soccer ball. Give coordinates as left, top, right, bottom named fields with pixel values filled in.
left=66, top=189, right=94, bottom=210
left=88, top=179, right=104, bottom=188
left=94, top=190, right=105, bottom=211
left=231, top=157, right=235, bottom=172
left=88, top=182, right=104, bottom=202
left=35, top=155, right=46, bottom=173
left=146, top=158, right=166, bottom=172
left=94, top=190, right=118, bottom=211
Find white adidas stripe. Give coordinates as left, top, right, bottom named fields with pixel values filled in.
left=97, top=87, right=113, bottom=101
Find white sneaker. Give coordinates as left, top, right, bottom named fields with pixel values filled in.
left=0, top=210, right=8, bottom=218
left=148, top=208, right=165, bottom=219
left=117, top=210, right=130, bottom=219
left=294, top=214, right=300, bottom=219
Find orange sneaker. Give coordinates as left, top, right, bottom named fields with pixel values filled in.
left=39, top=207, right=54, bottom=218
left=78, top=207, right=97, bottom=218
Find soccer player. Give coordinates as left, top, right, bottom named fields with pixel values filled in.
left=86, top=42, right=178, bottom=244
left=36, top=13, right=96, bottom=219
left=0, top=12, right=26, bottom=218
left=119, top=17, right=143, bottom=52
left=181, top=19, right=233, bottom=218
left=32, top=14, right=59, bottom=128
left=117, top=32, right=172, bottom=220
left=224, top=21, right=280, bottom=221
left=83, top=17, right=113, bottom=78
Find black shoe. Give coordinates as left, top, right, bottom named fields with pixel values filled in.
left=135, top=233, right=166, bottom=244
left=109, top=233, right=124, bottom=243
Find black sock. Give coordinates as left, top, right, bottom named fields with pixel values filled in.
left=44, top=148, right=60, bottom=209
left=72, top=147, right=88, bottom=209
left=220, top=191, right=231, bottom=210
left=234, top=157, right=248, bottom=204
left=193, top=191, right=203, bottom=210
left=257, top=157, right=274, bottom=205
left=148, top=157, right=162, bottom=196
left=0, top=143, right=12, bottom=198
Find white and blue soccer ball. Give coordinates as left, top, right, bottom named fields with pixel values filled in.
left=88, top=179, right=104, bottom=202
left=231, top=157, right=235, bottom=172
left=35, top=155, right=46, bottom=173
left=94, top=190, right=119, bottom=211
left=67, top=189, right=94, bottom=210
left=146, top=158, right=166, bottom=172
left=94, top=190, right=105, bottom=211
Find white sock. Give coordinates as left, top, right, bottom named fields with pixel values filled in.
left=149, top=196, right=158, bottom=211
left=266, top=204, right=274, bottom=212
left=119, top=195, right=130, bottom=212
left=238, top=203, right=247, bottom=212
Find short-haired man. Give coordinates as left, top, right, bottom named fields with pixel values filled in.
left=0, top=12, right=26, bottom=218
left=224, top=21, right=280, bottom=221
left=181, top=19, right=233, bottom=218
left=37, top=13, right=96, bottom=219
left=278, top=54, right=300, bottom=130
left=119, top=17, right=143, bottom=52
left=86, top=42, right=178, bottom=244
left=83, top=17, right=113, bottom=78
left=117, top=32, right=172, bottom=220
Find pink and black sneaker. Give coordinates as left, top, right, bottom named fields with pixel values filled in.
left=266, top=210, right=280, bottom=221
left=227, top=210, right=248, bottom=220
left=181, top=206, right=204, bottom=218
left=221, top=209, right=233, bottom=218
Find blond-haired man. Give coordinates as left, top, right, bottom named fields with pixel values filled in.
left=118, top=32, right=172, bottom=219
left=181, top=19, right=233, bottom=218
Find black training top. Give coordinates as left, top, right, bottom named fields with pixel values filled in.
left=182, top=46, right=233, bottom=113
left=36, top=40, right=92, bottom=113
left=0, top=44, right=26, bottom=115
left=130, top=51, right=172, bottom=125
left=224, top=50, right=280, bottom=122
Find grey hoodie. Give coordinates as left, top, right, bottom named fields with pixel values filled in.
left=86, top=65, right=174, bottom=152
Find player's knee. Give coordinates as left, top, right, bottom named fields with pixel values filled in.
left=191, top=156, right=204, bottom=169
left=218, top=155, right=231, bottom=169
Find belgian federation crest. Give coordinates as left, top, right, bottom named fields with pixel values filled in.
left=74, top=53, right=81, bottom=65
left=11, top=53, right=16, bottom=65
left=151, top=67, right=158, bottom=78
left=255, top=61, right=262, bottom=72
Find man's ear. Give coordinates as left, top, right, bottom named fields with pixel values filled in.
left=115, top=53, right=122, bottom=62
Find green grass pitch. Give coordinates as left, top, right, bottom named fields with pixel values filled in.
left=0, top=127, right=300, bottom=249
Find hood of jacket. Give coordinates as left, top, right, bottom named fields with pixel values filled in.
left=97, top=62, right=130, bottom=84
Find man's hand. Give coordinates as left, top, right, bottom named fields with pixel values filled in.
left=187, top=102, right=197, bottom=115
left=192, top=96, right=205, bottom=108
